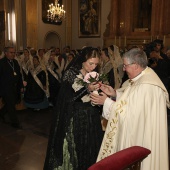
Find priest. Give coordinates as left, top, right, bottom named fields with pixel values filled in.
left=90, top=47, right=170, bottom=170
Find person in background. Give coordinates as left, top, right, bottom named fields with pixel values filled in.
left=61, top=45, right=71, bottom=61
left=19, top=48, right=33, bottom=85
left=24, top=56, right=49, bottom=111
left=29, top=48, right=37, bottom=56
left=152, top=39, right=169, bottom=60
left=0, top=46, right=23, bottom=129
left=90, top=48, right=169, bottom=170
left=70, top=49, right=79, bottom=56
left=44, top=47, right=104, bottom=170
left=146, top=43, right=170, bottom=116
left=15, top=50, right=23, bottom=64
left=166, top=49, right=170, bottom=59
left=63, top=52, right=75, bottom=71
left=148, top=50, right=170, bottom=90
left=46, top=53, right=61, bottom=106
left=108, top=45, right=124, bottom=89
left=99, top=45, right=123, bottom=131
left=37, top=48, right=50, bottom=100
left=100, top=47, right=115, bottom=88
left=0, top=49, right=4, bottom=59
left=37, top=48, right=47, bottom=69
left=54, top=48, right=65, bottom=78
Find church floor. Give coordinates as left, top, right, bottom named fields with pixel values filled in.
left=0, top=108, right=170, bottom=170
left=0, top=108, right=53, bottom=170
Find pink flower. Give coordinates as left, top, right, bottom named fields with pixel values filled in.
left=83, top=71, right=99, bottom=83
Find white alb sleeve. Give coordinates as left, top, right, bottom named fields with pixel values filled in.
left=102, top=97, right=114, bottom=120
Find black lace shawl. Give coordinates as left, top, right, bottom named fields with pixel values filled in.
left=44, top=47, right=103, bottom=170
left=44, top=66, right=90, bottom=169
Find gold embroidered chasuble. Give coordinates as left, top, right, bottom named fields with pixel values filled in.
left=97, top=67, right=170, bottom=170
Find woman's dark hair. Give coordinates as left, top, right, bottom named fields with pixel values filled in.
left=38, top=48, right=45, bottom=53
left=109, top=45, right=114, bottom=51
left=24, top=48, right=30, bottom=53
left=68, top=53, right=74, bottom=58
left=70, top=50, right=76, bottom=56
left=144, top=39, right=164, bottom=58
left=144, top=42, right=157, bottom=58
left=102, top=48, right=109, bottom=58
left=152, top=39, right=164, bottom=50
left=70, top=46, right=100, bottom=70
left=33, top=55, right=39, bottom=62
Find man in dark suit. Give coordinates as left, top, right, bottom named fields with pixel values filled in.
left=0, top=46, right=23, bottom=129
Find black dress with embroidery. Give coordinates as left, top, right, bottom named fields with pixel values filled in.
left=44, top=66, right=104, bottom=170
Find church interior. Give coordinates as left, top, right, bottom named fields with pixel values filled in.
left=1, top=0, right=170, bottom=169
left=0, top=0, right=170, bottom=52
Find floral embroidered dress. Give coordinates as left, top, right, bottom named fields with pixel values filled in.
left=44, top=66, right=104, bottom=170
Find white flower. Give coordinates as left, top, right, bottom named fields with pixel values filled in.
left=72, top=75, right=84, bottom=92
left=76, top=74, right=83, bottom=79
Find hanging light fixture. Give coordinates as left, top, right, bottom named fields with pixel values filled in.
left=47, top=0, right=66, bottom=23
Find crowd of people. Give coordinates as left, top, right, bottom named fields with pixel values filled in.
left=0, top=39, right=170, bottom=170
left=0, top=46, right=76, bottom=127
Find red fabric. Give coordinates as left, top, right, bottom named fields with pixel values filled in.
left=88, top=146, right=151, bottom=170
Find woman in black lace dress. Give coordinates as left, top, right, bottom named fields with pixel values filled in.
left=44, top=47, right=104, bottom=170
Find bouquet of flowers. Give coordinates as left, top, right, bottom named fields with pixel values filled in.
left=72, top=71, right=108, bottom=105
left=76, top=71, right=108, bottom=86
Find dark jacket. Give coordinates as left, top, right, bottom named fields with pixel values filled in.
left=0, top=57, right=23, bottom=102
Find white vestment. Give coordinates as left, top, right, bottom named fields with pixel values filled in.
left=97, top=67, right=170, bottom=170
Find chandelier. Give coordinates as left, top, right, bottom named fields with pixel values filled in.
left=47, top=0, right=66, bottom=23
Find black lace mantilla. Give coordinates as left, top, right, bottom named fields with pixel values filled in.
left=44, top=67, right=104, bottom=170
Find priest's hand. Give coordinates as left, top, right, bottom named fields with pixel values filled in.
left=99, top=84, right=116, bottom=97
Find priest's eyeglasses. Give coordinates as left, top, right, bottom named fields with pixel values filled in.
left=123, top=63, right=135, bottom=68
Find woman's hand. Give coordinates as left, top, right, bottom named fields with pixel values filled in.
left=90, top=92, right=108, bottom=105
left=87, top=82, right=100, bottom=92
left=99, top=83, right=116, bottom=97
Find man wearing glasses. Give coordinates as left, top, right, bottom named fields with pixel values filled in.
left=90, top=48, right=169, bottom=170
